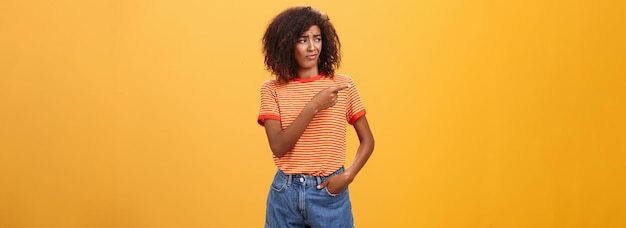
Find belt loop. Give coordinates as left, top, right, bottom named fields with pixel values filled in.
left=316, top=176, right=322, bottom=186
left=286, top=174, right=292, bottom=186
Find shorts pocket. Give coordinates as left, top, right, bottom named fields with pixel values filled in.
left=270, top=172, right=287, bottom=192
left=324, top=187, right=347, bottom=197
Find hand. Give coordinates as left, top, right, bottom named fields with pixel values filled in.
left=317, top=172, right=354, bottom=195
left=307, top=84, right=350, bottom=112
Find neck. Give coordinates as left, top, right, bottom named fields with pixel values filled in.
left=296, top=67, right=319, bottom=79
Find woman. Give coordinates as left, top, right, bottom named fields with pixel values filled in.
left=258, top=6, right=375, bottom=228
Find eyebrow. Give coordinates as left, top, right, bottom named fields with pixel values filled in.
left=299, top=34, right=322, bottom=38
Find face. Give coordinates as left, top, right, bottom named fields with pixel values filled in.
left=294, top=25, right=322, bottom=71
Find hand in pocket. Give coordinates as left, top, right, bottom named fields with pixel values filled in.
left=317, top=172, right=353, bottom=194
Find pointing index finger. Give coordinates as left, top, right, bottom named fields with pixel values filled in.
left=331, top=83, right=351, bottom=92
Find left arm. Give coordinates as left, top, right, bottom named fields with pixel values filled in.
left=317, top=115, right=375, bottom=193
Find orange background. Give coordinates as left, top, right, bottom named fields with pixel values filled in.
left=1, top=0, right=625, bottom=227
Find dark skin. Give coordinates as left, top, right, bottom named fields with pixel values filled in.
left=263, top=25, right=375, bottom=194
left=263, top=99, right=374, bottom=194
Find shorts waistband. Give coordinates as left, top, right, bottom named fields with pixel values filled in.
left=277, top=167, right=345, bottom=187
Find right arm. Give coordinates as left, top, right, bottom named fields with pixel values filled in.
left=264, top=84, right=349, bottom=158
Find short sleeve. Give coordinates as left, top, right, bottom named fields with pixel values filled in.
left=257, top=80, right=281, bottom=126
left=345, top=77, right=366, bottom=125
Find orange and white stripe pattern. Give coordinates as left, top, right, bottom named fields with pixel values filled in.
left=258, top=74, right=366, bottom=176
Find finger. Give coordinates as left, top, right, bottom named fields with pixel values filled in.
left=330, top=84, right=350, bottom=92
left=317, top=180, right=329, bottom=189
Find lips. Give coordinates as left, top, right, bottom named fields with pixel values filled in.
left=306, top=54, right=318, bottom=60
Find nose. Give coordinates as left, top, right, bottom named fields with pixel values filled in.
left=307, top=39, right=315, bottom=51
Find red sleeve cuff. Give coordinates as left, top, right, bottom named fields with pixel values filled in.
left=348, top=110, right=366, bottom=125
left=258, top=115, right=281, bottom=126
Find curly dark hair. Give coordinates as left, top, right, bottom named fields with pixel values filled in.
left=262, top=6, right=341, bottom=83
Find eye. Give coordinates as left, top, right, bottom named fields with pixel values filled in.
left=298, top=39, right=306, bottom=44
left=314, top=38, right=321, bottom=42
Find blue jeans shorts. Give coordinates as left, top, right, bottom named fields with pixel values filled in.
left=265, top=167, right=354, bottom=228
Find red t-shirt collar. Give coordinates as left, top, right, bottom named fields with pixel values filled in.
left=291, top=72, right=325, bottom=83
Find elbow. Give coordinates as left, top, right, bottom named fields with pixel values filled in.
left=357, top=133, right=375, bottom=154
left=270, top=144, right=288, bottom=158
left=364, top=135, right=375, bottom=153
left=272, top=150, right=286, bottom=158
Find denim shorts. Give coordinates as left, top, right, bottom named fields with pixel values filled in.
left=265, top=167, right=354, bottom=228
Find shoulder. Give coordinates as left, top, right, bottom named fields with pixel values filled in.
left=332, top=73, right=355, bottom=83
left=260, top=79, right=279, bottom=89
left=332, top=73, right=358, bottom=87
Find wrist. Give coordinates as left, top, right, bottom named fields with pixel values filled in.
left=304, top=104, right=319, bottom=115
left=342, top=170, right=356, bottom=183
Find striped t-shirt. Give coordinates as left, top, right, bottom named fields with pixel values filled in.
left=257, top=73, right=366, bottom=176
